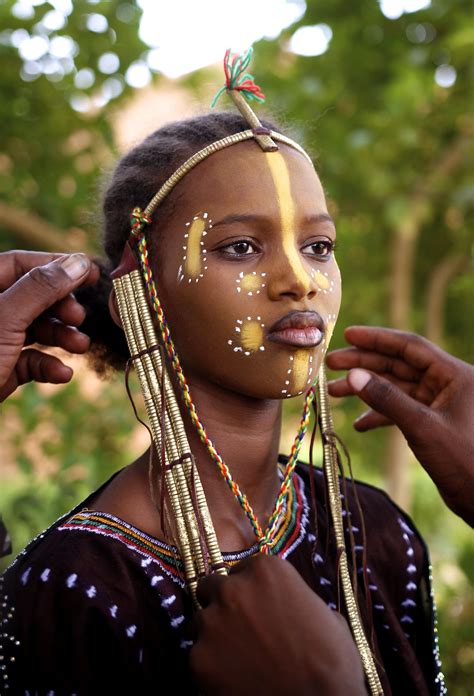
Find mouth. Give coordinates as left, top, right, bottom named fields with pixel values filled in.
left=267, top=311, right=325, bottom=348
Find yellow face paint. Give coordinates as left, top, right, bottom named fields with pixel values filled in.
left=240, top=320, right=264, bottom=352
left=313, top=270, right=330, bottom=290
left=265, top=153, right=310, bottom=291
left=292, top=350, right=310, bottom=392
left=241, top=274, right=262, bottom=292
left=185, top=215, right=207, bottom=278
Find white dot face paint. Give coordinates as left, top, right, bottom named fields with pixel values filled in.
left=179, top=212, right=212, bottom=284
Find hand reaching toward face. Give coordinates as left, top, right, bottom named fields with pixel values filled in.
left=0, top=250, right=99, bottom=402
left=190, top=554, right=367, bottom=696
left=326, top=326, right=474, bottom=526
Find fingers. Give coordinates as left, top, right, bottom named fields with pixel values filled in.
left=0, top=349, right=73, bottom=401
left=196, top=572, right=228, bottom=609
left=326, top=347, right=421, bottom=381
left=337, top=326, right=446, bottom=371
left=0, top=251, right=64, bottom=290
left=353, top=409, right=393, bottom=431
left=328, top=372, right=421, bottom=397
left=0, top=254, right=95, bottom=335
left=26, top=318, right=90, bottom=354
left=46, top=294, right=87, bottom=327
left=346, top=368, right=436, bottom=440
left=0, top=250, right=100, bottom=291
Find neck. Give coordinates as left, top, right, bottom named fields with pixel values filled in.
left=177, top=372, right=283, bottom=551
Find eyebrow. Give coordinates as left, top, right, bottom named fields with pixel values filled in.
left=211, top=212, right=335, bottom=229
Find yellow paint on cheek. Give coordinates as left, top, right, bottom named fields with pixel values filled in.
left=240, top=320, right=264, bottom=352
left=293, top=350, right=310, bottom=392
left=265, top=153, right=310, bottom=291
left=314, top=270, right=330, bottom=290
left=241, top=274, right=262, bottom=292
left=185, top=216, right=206, bottom=278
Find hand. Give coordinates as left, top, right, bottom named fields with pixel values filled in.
left=326, top=326, right=474, bottom=526
left=190, top=554, right=367, bottom=695
left=0, top=250, right=99, bottom=402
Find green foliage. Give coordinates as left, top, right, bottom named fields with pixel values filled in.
left=0, top=0, right=146, bottom=244
left=0, top=377, right=138, bottom=564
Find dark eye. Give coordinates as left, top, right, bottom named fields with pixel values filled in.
left=220, top=240, right=257, bottom=256
left=302, top=240, right=335, bottom=259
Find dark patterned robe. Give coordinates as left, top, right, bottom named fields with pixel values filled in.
left=0, top=462, right=446, bottom=695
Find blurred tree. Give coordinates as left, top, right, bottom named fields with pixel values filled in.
left=0, top=0, right=147, bottom=250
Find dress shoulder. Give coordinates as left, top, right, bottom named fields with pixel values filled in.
left=1, top=509, right=194, bottom=695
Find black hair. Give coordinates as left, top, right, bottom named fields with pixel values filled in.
left=78, top=111, right=282, bottom=374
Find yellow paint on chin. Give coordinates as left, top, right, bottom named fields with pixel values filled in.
left=265, top=153, right=310, bottom=291
left=293, top=350, right=310, bottom=392
left=185, top=216, right=206, bottom=278
left=240, top=274, right=261, bottom=292
left=314, top=270, right=330, bottom=290
left=241, top=320, right=264, bottom=352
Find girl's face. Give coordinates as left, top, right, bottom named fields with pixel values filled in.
left=155, top=141, right=341, bottom=400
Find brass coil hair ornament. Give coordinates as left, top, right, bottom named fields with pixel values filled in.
left=143, top=130, right=312, bottom=220
left=112, top=269, right=227, bottom=604
left=318, top=365, right=383, bottom=696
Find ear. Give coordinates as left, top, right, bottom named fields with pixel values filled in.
left=108, top=289, right=123, bottom=329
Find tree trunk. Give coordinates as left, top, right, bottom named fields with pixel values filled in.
left=425, top=254, right=469, bottom=345
left=385, top=137, right=467, bottom=511
left=387, top=211, right=423, bottom=510
left=0, top=201, right=91, bottom=252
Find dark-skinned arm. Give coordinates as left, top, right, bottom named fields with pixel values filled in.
left=326, top=326, right=474, bottom=526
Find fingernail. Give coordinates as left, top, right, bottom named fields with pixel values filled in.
left=348, top=369, right=371, bottom=392
left=60, top=254, right=90, bottom=280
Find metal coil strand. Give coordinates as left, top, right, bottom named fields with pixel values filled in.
left=143, top=131, right=312, bottom=218
left=128, top=271, right=226, bottom=575
left=126, top=273, right=207, bottom=578
left=114, top=276, right=198, bottom=592
left=318, top=365, right=384, bottom=696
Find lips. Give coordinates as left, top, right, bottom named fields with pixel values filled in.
left=267, top=311, right=325, bottom=348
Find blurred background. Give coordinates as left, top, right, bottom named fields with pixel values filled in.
left=0, top=0, right=472, bottom=691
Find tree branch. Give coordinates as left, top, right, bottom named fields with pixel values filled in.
left=0, top=201, right=93, bottom=253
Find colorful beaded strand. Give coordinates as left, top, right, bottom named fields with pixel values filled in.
left=259, top=386, right=315, bottom=553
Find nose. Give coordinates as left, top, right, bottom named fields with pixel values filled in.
left=266, top=251, right=318, bottom=302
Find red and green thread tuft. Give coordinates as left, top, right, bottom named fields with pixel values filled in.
left=129, top=212, right=316, bottom=550
left=211, top=47, right=266, bottom=108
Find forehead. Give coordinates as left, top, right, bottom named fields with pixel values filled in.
left=168, top=141, right=327, bottom=219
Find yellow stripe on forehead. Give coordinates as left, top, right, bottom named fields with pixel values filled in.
left=264, top=152, right=310, bottom=291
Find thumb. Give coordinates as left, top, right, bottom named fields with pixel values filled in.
left=1, top=254, right=92, bottom=333
left=347, top=368, right=433, bottom=441
left=196, top=572, right=228, bottom=609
